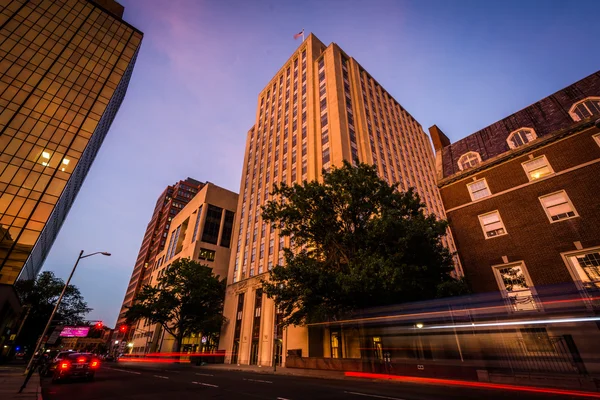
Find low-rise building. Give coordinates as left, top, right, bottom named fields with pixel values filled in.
left=430, top=70, right=600, bottom=309
left=129, top=182, right=238, bottom=355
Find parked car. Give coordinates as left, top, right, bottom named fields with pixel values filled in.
left=49, top=352, right=100, bottom=383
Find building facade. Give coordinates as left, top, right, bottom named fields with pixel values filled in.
left=115, top=178, right=204, bottom=332
left=430, top=70, right=600, bottom=309
left=0, top=0, right=141, bottom=350
left=128, top=182, right=238, bottom=355
left=219, top=34, right=455, bottom=367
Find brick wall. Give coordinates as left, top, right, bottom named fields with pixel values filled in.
left=442, top=127, right=600, bottom=293
left=441, top=71, right=600, bottom=178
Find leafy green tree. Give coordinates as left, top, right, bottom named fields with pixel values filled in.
left=262, top=162, right=463, bottom=326
left=14, top=271, right=91, bottom=354
left=124, top=258, right=226, bottom=352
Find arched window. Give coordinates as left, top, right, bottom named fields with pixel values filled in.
left=569, top=97, right=600, bottom=121
left=458, top=151, right=481, bottom=171
left=507, top=128, right=537, bottom=149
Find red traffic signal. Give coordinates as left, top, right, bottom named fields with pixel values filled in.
left=95, top=321, right=103, bottom=329
left=119, top=325, right=128, bottom=333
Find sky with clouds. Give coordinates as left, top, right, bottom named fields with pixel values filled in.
left=39, top=0, right=600, bottom=326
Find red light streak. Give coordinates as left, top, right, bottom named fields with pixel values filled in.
left=345, top=372, right=600, bottom=398
left=118, top=357, right=191, bottom=364
left=143, top=352, right=227, bottom=357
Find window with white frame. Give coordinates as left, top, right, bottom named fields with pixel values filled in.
left=467, top=178, right=491, bottom=201
left=458, top=151, right=481, bottom=171
left=478, top=210, right=507, bottom=238
left=493, top=262, right=537, bottom=311
left=539, top=190, right=578, bottom=222
left=507, top=128, right=537, bottom=149
left=563, top=248, right=600, bottom=291
left=569, top=97, right=600, bottom=121
left=522, top=155, right=554, bottom=181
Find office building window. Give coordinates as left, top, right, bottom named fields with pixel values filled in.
left=507, top=128, right=537, bottom=149
left=522, top=156, right=553, bottom=181
left=563, top=247, right=600, bottom=292
left=467, top=178, right=491, bottom=201
left=478, top=210, right=507, bottom=238
left=191, top=206, right=203, bottom=243
left=198, top=248, right=216, bottom=262
left=493, top=262, right=537, bottom=311
left=539, top=190, right=578, bottom=222
left=322, top=147, right=331, bottom=164
left=219, top=210, right=235, bottom=248
left=201, top=205, right=223, bottom=244
left=569, top=97, right=600, bottom=121
left=458, top=151, right=481, bottom=171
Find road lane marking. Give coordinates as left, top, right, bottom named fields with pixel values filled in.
left=243, top=378, right=273, bottom=384
left=105, top=367, right=141, bottom=375
left=277, top=398, right=291, bottom=400
left=192, top=381, right=219, bottom=387
left=154, top=375, right=169, bottom=379
left=344, top=392, right=406, bottom=400
left=195, top=373, right=214, bottom=377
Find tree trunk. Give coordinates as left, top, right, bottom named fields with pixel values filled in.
left=172, top=333, right=183, bottom=354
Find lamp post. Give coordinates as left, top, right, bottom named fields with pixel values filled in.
left=24, top=250, right=110, bottom=373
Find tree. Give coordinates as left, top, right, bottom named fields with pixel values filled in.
left=124, top=258, right=226, bottom=353
left=262, top=161, right=463, bottom=326
left=14, top=271, right=91, bottom=354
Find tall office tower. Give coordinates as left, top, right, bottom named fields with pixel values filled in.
left=115, top=178, right=204, bottom=332
left=0, top=0, right=142, bottom=338
left=219, top=34, right=456, bottom=367
left=0, top=0, right=142, bottom=285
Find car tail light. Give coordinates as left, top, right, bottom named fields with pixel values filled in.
left=77, top=357, right=86, bottom=363
left=90, top=360, right=100, bottom=368
left=60, top=362, right=70, bottom=370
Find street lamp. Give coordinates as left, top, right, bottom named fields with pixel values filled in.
left=25, top=250, right=110, bottom=373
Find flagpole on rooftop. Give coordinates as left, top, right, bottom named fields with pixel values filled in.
left=302, top=28, right=305, bottom=42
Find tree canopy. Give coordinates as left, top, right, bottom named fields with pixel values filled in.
left=15, top=271, right=91, bottom=353
left=261, top=162, right=463, bottom=326
left=124, top=258, right=226, bottom=352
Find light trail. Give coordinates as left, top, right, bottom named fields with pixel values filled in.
left=345, top=372, right=600, bottom=398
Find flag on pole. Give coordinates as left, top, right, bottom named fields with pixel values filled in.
left=293, top=29, right=304, bottom=40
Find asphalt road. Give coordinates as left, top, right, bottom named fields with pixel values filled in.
left=40, top=361, right=593, bottom=400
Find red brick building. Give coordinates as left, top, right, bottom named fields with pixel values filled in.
left=430, top=71, right=600, bottom=310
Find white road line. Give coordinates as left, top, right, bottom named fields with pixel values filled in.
left=344, top=391, right=406, bottom=400
left=277, top=397, right=291, bottom=400
left=243, top=378, right=273, bottom=384
left=195, top=373, right=214, bottom=377
left=192, top=381, right=219, bottom=388
left=153, top=375, right=169, bottom=379
left=105, top=367, right=141, bottom=375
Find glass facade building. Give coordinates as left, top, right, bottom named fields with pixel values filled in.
left=0, top=0, right=142, bottom=284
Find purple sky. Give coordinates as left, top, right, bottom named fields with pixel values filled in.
left=40, top=0, right=600, bottom=327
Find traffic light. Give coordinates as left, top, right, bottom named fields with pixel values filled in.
left=119, top=325, right=128, bottom=333
left=95, top=321, right=103, bottom=329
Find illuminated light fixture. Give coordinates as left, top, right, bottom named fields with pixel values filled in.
left=418, top=316, right=600, bottom=330
left=115, top=340, right=119, bottom=344
left=42, top=152, right=50, bottom=159
left=532, top=172, right=541, bottom=179
left=42, top=162, right=48, bottom=166
left=127, top=342, right=134, bottom=348
left=62, top=158, right=70, bottom=165
left=416, top=323, right=424, bottom=329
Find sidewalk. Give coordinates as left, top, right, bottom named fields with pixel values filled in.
left=0, top=366, right=42, bottom=400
